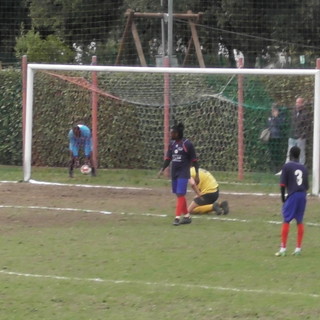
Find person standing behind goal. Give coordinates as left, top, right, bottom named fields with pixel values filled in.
left=275, top=146, right=308, bottom=257
left=158, top=122, right=199, bottom=226
left=276, top=97, right=309, bottom=176
left=68, top=124, right=96, bottom=177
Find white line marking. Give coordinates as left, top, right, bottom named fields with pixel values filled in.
left=1, top=205, right=320, bottom=227
left=0, top=205, right=112, bottom=215
left=0, top=270, right=318, bottom=298
left=220, top=191, right=279, bottom=197
left=28, top=179, right=152, bottom=190
left=0, top=180, right=280, bottom=196
left=0, top=180, right=19, bottom=183
left=0, top=205, right=167, bottom=218
left=3, top=180, right=317, bottom=198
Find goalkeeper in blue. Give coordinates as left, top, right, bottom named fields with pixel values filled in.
left=68, top=124, right=96, bottom=177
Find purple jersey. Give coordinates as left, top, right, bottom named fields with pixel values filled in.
left=165, top=138, right=198, bottom=179
left=280, top=160, right=308, bottom=197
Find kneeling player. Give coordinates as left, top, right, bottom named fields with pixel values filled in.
left=188, top=167, right=229, bottom=215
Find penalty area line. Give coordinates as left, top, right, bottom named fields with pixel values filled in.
left=0, top=180, right=279, bottom=197
left=0, top=269, right=318, bottom=299
left=1, top=204, right=320, bottom=227
left=0, top=205, right=167, bottom=218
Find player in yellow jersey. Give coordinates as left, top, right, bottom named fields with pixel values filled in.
left=188, top=167, right=229, bottom=215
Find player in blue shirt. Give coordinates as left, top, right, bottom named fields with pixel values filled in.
left=68, top=124, right=96, bottom=177
left=158, top=122, right=199, bottom=226
left=275, top=146, right=308, bottom=256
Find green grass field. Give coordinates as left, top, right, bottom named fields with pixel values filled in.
left=1, top=166, right=320, bottom=319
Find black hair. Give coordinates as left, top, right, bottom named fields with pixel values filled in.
left=290, top=146, right=300, bottom=160
left=172, top=122, right=184, bottom=139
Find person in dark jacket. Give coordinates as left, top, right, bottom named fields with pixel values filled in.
left=267, top=104, right=285, bottom=173
left=285, top=97, right=310, bottom=165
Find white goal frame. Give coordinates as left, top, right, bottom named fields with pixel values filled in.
left=24, top=64, right=320, bottom=195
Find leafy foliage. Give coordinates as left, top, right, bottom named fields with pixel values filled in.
left=2, top=1, right=320, bottom=66
left=15, top=30, right=74, bottom=63
left=0, top=69, right=23, bottom=165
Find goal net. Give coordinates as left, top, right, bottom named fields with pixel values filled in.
left=24, top=64, right=320, bottom=194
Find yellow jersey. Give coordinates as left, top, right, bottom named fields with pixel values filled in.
left=190, top=167, right=219, bottom=194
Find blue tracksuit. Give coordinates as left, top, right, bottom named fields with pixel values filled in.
left=68, top=125, right=92, bottom=157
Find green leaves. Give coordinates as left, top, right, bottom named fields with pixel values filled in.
left=15, top=30, right=74, bottom=63
left=0, top=70, right=23, bottom=165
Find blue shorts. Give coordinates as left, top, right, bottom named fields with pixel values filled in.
left=172, top=178, right=188, bottom=195
left=282, top=192, right=307, bottom=223
left=69, top=140, right=92, bottom=157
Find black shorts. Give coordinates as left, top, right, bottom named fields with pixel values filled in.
left=194, top=190, right=219, bottom=206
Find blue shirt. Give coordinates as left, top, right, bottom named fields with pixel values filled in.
left=68, top=125, right=92, bottom=157
left=280, top=160, right=308, bottom=196
left=165, top=138, right=198, bottom=179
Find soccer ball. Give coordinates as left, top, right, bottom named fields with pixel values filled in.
left=80, top=164, right=92, bottom=175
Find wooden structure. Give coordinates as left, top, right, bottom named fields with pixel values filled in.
left=115, top=9, right=205, bottom=68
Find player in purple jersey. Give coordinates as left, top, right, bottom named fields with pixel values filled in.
left=158, top=123, right=199, bottom=226
left=275, top=146, right=308, bottom=256
left=68, top=124, right=96, bottom=177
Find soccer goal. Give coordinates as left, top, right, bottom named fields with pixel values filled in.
left=24, top=63, right=320, bottom=195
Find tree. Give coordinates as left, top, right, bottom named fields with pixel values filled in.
left=0, top=0, right=30, bottom=65
left=210, top=0, right=320, bottom=67
left=2, top=0, right=320, bottom=67
left=27, top=0, right=124, bottom=64
left=15, top=29, right=74, bottom=63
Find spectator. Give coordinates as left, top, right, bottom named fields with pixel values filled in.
left=276, top=97, right=309, bottom=175
left=266, top=103, right=285, bottom=173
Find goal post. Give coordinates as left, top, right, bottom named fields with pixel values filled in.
left=24, top=63, right=320, bottom=195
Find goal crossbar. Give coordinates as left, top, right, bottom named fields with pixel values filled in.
left=24, top=64, right=320, bottom=195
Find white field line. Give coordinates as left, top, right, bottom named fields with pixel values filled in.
left=2, top=180, right=318, bottom=197
left=28, top=179, right=152, bottom=190
left=0, top=205, right=167, bottom=217
left=0, top=179, right=280, bottom=196
left=0, top=269, right=318, bottom=299
left=1, top=204, right=320, bottom=227
left=0, top=180, right=151, bottom=191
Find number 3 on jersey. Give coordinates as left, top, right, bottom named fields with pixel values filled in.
left=295, top=169, right=303, bottom=186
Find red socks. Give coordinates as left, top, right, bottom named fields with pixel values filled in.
left=281, top=223, right=290, bottom=249
left=176, top=196, right=187, bottom=217
left=281, top=222, right=304, bottom=249
left=297, top=223, right=304, bottom=248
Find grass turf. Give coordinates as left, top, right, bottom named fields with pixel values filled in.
left=0, top=165, right=320, bottom=319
